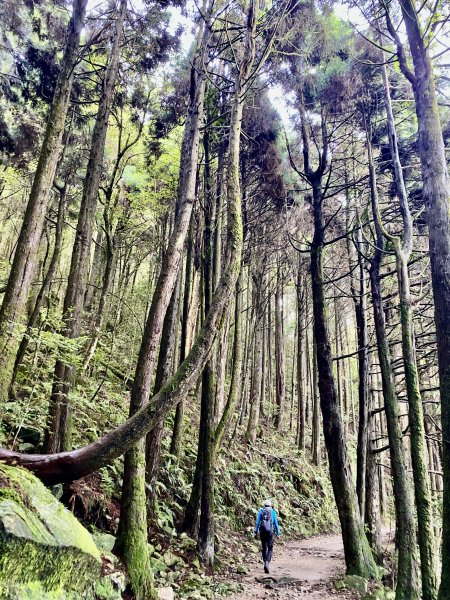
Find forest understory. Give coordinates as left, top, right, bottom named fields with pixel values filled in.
left=0, top=0, right=449, bottom=598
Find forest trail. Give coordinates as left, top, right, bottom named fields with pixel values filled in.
left=226, top=534, right=360, bottom=599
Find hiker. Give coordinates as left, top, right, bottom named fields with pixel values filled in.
left=254, top=499, right=280, bottom=573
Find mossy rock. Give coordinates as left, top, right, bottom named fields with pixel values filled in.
left=151, top=557, right=168, bottom=574
left=90, top=575, right=126, bottom=600
left=236, top=564, right=248, bottom=574
left=163, top=549, right=182, bottom=567
left=0, top=581, right=79, bottom=599
left=92, top=531, right=116, bottom=553
left=0, top=463, right=101, bottom=596
left=343, top=575, right=369, bottom=595
left=364, top=587, right=395, bottom=600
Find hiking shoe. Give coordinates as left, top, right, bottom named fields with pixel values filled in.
left=264, top=562, right=269, bottom=574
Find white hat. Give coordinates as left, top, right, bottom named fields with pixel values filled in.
left=264, top=499, right=272, bottom=507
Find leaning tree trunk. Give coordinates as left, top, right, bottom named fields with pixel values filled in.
left=0, top=0, right=87, bottom=403
left=46, top=0, right=127, bottom=453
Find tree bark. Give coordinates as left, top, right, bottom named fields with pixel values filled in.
left=347, top=203, right=369, bottom=519
left=311, top=336, right=321, bottom=467
left=114, top=11, right=212, bottom=597
left=11, top=183, right=68, bottom=390
left=246, top=274, right=263, bottom=444
left=274, top=263, right=285, bottom=430
left=310, top=178, right=376, bottom=577
left=296, top=257, right=306, bottom=450
left=0, top=0, right=87, bottom=403
left=170, top=214, right=195, bottom=460
left=197, top=119, right=217, bottom=564
left=380, top=59, right=437, bottom=600
left=367, top=132, right=420, bottom=599
left=145, top=272, right=181, bottom=520
left=46, top=0, right=127, bottom=453
left=386, top=3, right=450, bottom=596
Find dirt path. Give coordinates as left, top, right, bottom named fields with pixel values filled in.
left=226, top=534, right=360, bottom=599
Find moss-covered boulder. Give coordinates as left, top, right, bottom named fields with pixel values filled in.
left=0, top=463, right=101, bottom=598
left=343, top=575, right=369, bottom=595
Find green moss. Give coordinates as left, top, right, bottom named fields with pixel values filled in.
left=0, top=580, right=80, bottom=599
left=0, top=464, right=101, bottom=595
left=122, top=445, right=157, bottom=600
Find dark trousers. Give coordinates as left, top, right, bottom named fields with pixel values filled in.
left=260, top=531, right=273, bottom=564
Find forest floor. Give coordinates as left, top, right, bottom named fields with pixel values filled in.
left=223, top=533, right=361, bottom=599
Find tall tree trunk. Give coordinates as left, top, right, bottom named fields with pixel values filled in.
left=170, top=214, right=195, bottom=460
left=267, top=292, right=274, bottom=419
left=296, top=261, right=306, bottom=450
left=274, top=263, right=285, bottom=430
left=0, top=0, right=87, bottom=403
left=246, top=275, right=263, bottom=444
left=11, top=183, right=68, bottom=390
left=84, top=228, right=105, bottom=314
left=145, top=273, right=181, bottom=520
left=385, top=3, right=450, bottom=596
left=310, top=178, right=377, bottom=578
left=197, top=119, right=217, bottom=564
left=365, top=399, right=383, bottom=562
left=213, top=268, right=243, bottom=455
left=114, top=11, right=212, bottom=598
left=334, top=297, right=344, bottom=426
left=46, top=0, right=127, bottom=453
left=367, top=133, right=420, bottom=599
left=311, top=336, right=321, bottom=467
left=190, top=2, right=261, bottom=565
left=348, top=209, right=369, bottom=518
left=380, top=60, right=437, bottom=600
left=82, top=225, right=119, bottom=371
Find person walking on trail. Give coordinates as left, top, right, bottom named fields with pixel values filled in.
left=254, top=499, right=280, bottom=573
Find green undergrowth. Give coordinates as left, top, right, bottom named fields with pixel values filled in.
left=1, top=343, right=339, bottom=599
left=131, top=426, right=339, bottom=598
left=81, top=422, right=338, bottom=599
left=85, top=428, right=338, bottom=599
left=154, top=425, right=338, bottom=542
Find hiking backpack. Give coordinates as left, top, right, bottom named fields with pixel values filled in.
left=260, top=507, right=273, bottom=535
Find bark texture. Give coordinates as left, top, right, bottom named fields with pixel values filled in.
left=46, top=0, right=126, bottom=453
left=0, top=0, right=88, bottom=403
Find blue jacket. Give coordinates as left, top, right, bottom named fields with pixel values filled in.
left=255, top=507, right=280, bottom=536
